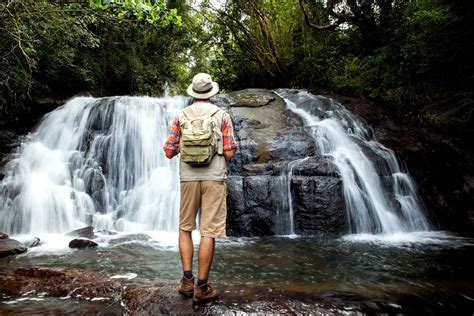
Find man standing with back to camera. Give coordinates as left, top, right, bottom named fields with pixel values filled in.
left=163, top=73, right=238, bottom=304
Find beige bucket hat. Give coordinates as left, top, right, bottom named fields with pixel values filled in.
left=186, top=73, right=219, bottom=99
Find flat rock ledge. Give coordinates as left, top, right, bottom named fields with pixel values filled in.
left=2, top=267, right=462, bottom=314
left=0, top=268, right=334, bottom=314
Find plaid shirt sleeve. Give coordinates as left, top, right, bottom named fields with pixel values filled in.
left=163, top=115, right=181, bottom=159
left=221, top=112, right=238, bottom=151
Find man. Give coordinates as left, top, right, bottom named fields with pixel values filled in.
left=163, top=73, right=238, bottom=304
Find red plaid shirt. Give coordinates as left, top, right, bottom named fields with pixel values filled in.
left=163, top=107, right=238, bottom=159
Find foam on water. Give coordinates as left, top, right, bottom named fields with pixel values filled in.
left=341, top=231, right=473, bottom=246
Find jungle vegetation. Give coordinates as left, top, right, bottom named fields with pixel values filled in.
left=0, top=0, right=472, bottom=138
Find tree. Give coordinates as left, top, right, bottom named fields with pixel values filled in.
left=299, top=0, right=409, bottom=53
left=0, top=0, right=183, bottom=128
left=200, top=0, right=302, bottom=86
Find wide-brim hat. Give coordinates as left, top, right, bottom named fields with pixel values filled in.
left=186, top=73, right=219, bottom=99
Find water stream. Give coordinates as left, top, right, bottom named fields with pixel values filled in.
left=0, top=96, right=185, bottom=234
left=276, top=89, right=430, bottom=235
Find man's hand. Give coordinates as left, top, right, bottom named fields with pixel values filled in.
left=223, top=149, right=236, bottom=160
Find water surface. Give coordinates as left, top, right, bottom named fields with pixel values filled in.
left=2, top=231, right=473, bottom=314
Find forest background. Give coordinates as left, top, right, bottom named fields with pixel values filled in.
left=0, top=0, right=472, bottom=147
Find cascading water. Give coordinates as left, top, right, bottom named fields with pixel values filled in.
left=0, top=96, right=186, bottom=234
left=276, top=89, right=430, bottom=234
left=285, top=157, right=310, bottom=236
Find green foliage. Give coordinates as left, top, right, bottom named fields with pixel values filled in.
left=1, top=0, right=472, bottom=138
left=0, top=0, right=183, bottom=129
left=196, top=0, right=472, bottom=136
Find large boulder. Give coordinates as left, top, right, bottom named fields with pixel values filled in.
left=69, top=239, right=98, bottom=249
left=214, top=90, right=347, bottom=236
left=0, top=238, right=27, bottom=258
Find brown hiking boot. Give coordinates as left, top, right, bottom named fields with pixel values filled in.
left=192, top=283, right=219, bottom=305
left=178, top=276, right=194, bottom=298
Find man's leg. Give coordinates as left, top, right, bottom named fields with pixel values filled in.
left=197, top=236, right=215, bottom=281
left=179, top=229, right=194, bottom=272
left=192, top=181, right=226, bottom=304
left=178, top=181, right=200, bottom=298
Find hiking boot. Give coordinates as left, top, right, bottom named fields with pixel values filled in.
left=178, top=276, right=194, bottom=298
left=192, top=283, right=219, bottom=305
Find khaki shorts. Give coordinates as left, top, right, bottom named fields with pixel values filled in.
left=180, top=180, right=227, bottom=238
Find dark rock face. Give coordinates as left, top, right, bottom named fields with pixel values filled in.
left=0, top=232, right=9, bottom=240
left=214, top=90, right=347, bottom=236
left=69, top=239, right=98, bottom=249
left=292, top=176, right=346, bottom=235
left=66, top=226, right=95, bottom=239
left=0, top=238, right=27, bottom=258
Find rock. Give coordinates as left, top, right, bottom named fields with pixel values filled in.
left=0, top=268, right=121, bottom=299
left=23, top=237, right=41, bottom=248
left=0, top=232, right=9, bottom=240
left=218, top=89, right=316, bottom=175
left=66, top=226, right=94, bottom=239
left=69, top=239, right=98, bottom=249
left=0, top=239, right=27, bottom=258
left=0, top=130, right=22, bottom=170
left=228, top=89, right=276, bottom=107
left=292, top=175, right=346, bottom=235
left=109, top=234, right=151, bottom=245
left=216, top=89, right=348, bottom=236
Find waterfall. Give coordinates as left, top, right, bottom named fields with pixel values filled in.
left=285, top=158, right=310, bottom=236
left=276, top=89, right=430, bottom=234
left=0, top=96, right=186, bottom=234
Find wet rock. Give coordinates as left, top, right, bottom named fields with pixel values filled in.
left=69, top=239, right=98, bottom=249
left=0, top=130, right=22, bottom=169
left=0, top=239, right=27, bottom=258
left=292, top=157, right=340, bottom=177
left=292, top=176, right=347, bottom=235
left=66, top=226, right=94, bottom=239
left=215, top=90, right=330, bottom=236
left=0, top=232, right=9, bottom=240
left=0, top=268, right=121, bottom=299
left=23, top=237, right=41, bottom=248
left=218, top=89, right=316, bottom=175
left=120, top=283, right=410, bottom=315
left=228, top=89, right=276, bottom=107
left=109, top=234, right=151, bottom=245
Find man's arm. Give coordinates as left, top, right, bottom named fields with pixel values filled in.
left=163, top=116, right=181, bottom=159
left=221, top=112, right=238, bottom=160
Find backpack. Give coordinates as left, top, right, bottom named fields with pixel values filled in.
left=179, top=106, right=222, bottom=165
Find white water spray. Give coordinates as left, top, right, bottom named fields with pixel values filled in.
left=0, top=96, right=186, bottom=234
left=276, top=89, right=430, bottom=234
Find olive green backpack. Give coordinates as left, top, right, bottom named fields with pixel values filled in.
left=179, top=106, right=221, bottom=165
